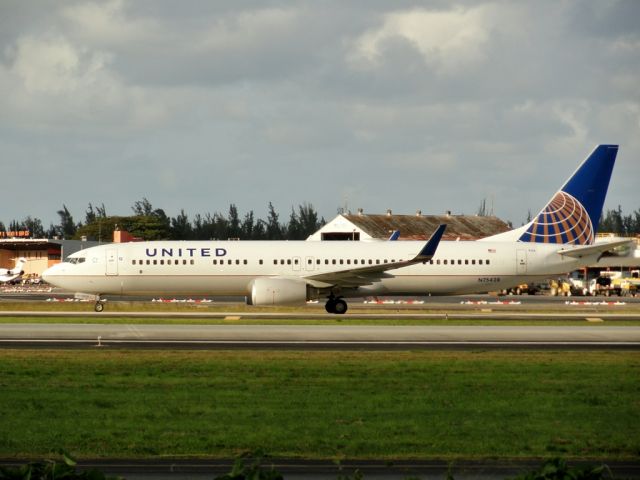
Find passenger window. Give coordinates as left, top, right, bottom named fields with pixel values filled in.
left=486, top=259, right=490, bottom=265
left=479, top=260, right=483, bottom=265
left=472, top=260, right=476, bottom=265
left=132, top=260, right=136, bottom=265
left=444, top=260, right=448, bottom=265
left=339, top=259, right=344, bottom=265
left=153, top=260, right=157, bottom=265
left=376, top=259, right=380, bottom=264
left=465, top=260, right=469, bottom=265
left=174, top=260, right=179, bottom=265
left=368, top=259, right=372, bottom=264
left=280, top=259, right=285, bottom=265
left=213, top=259, right=217, bottom=265
left=244, top=260, right=248, bottom=265
left=259, top=260, right=263, bottom=265
left=287, top=259, right=291, bottom=265
left=183, top=260, right=187, bottom=265
left=347, top=260, right=351, bottom=265
left=236, top=260, right=240, bottom=265
left=332, top=259, right=336, bottom=265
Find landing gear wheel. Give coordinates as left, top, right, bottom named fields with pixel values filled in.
left=333, top=299, right=348, bottom=315
left=325, top=299, right=336, bottom=314
left=94, top=302, right=104, bottom=312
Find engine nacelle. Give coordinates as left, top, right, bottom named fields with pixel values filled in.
left=247, top=277, right=310, bottom=306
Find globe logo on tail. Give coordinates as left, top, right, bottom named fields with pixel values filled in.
left=518, top=191, right=594, bottom=245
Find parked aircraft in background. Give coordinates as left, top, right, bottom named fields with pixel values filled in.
left=0, top=257, right=26, bottom=283
left=43, top=145, right=628, bottom=314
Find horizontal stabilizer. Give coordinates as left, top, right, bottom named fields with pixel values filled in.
left=557, top=239, right=633, bottom=259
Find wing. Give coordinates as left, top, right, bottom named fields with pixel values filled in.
left=304, top=224, right=446, bottom=288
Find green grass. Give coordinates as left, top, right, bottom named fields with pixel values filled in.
left=0, top=350, right=638, bottom=460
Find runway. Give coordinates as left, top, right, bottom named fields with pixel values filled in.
left=2, top=323, right=639, bottom=350
left=1, top=309, right=640, bottom=321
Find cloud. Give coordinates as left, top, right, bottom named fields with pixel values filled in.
left=0, top=1, right=638, bottom=228
left=1, top=33, right=169, bottom=131
left=9, top=35, right=109, bottom=95
left=350, top=5, right=502, bottom=74
left=61, top=0, right=163, bottom=46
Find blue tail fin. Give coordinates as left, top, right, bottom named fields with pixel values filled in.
left=518, top=145, right=618, bottom=245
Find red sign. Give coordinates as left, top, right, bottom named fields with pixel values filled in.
left=0, top=231, right=31, bottom=238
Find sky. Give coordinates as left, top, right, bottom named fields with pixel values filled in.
left=1, top=0, right=639, bottom=230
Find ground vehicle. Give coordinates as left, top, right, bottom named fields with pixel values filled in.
left=503, top=283, right=541, bottom=295
left=548, top=278, right=572, bottom=296
left=589, top=270, right=639, bottom=296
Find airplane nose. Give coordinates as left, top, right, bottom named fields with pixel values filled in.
left=41, top=264, right=60, bottom=284
left=41, top=266, right=52, bottom=283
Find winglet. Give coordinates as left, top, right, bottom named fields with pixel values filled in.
left=388, top=230, right=400, bottom=241
left=416, top=224, right=446, bottom=259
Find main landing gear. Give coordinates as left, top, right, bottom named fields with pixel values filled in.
left=325, top=295, right=348, bottom=314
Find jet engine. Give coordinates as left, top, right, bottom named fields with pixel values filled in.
left=247, top=277, right=310, bottom=306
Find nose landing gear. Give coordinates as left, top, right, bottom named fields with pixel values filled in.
left=94, top=296, right=106, bottom=312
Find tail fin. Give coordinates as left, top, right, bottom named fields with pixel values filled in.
left=482, top=145, right=618, bottom=245
left=11, top=257, right=27, bottom=275
left=518, top=145, right=618, bottom=245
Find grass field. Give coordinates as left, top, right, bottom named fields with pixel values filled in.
left=0, top=349, right=638, bottom=461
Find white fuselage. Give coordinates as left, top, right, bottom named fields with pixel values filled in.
left=43, top=240, right=590, bottom=298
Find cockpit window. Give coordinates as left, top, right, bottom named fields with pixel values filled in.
left=68, top=257, right=86, bottom=264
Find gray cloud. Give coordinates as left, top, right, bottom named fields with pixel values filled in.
left=1, top=0, right=638, bottom=229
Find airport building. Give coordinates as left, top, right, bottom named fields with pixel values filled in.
left=308, top=210, right=511, bottom=241
left=0, top=238, right=99, bottom=277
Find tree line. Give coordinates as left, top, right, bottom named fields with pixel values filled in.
left=598, top=206, right=640, bottom=237
left=1, top=201, right=639, bottom=241
left=0, top=199, right=325, bottom=241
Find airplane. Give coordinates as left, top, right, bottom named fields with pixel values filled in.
left=42, top=144, right=628, bottom=314
left=0, top=257, right=27, bottom=283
